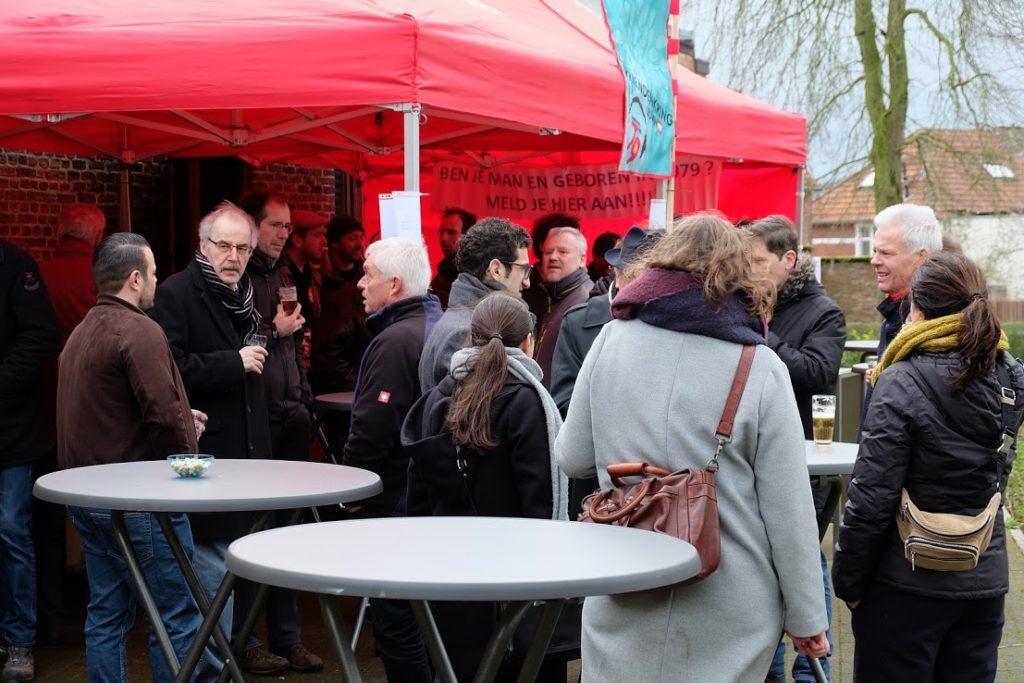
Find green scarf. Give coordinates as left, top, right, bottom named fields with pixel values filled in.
left=871, top=312, right=1010, bottom=384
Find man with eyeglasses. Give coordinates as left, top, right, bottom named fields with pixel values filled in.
left=418, top=217, right=532, bottom=393
left=150, top=200, right=273, bottom=678
left=233, top=191, right=323, bottom=675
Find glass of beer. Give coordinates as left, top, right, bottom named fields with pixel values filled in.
left=812, top=394, right=836, bottom=445
left=278, top=286, right=298, bottom=315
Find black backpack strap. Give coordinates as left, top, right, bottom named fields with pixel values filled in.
left=995, top=352, right=1019, bottom=493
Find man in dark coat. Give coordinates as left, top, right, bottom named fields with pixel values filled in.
left=149, top=201, right=272, bottom=674
left=523, top=226, right=593, bottom=387
left=35, top=202, right=107, bottom=644
left=429, top=207, right=476, bottom=308
left=0, top=240, right=61, bottom=682
left=551, top=226, right=661, bottom=522
left=343, top=237, right=441, bottom=683
left=746, top=215, right=846, bottom=683
left=235, top=191, right=322, bottom=674
left=418, top=217, right=532, bottom=393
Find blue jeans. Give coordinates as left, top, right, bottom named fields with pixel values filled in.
left=69, top=507, right=204, bottom=683
left=0, top=464, right=36, bottom=647
left=770, top=550, right=833, bottom=682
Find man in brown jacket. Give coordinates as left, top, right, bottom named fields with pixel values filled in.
left=57, top=233, right=208, bottom=682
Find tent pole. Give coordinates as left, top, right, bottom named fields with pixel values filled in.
left=795, top=166, right=806, bottom=246
left=119, top=125, right=134, bottom=232
left=403, top=104, right=421, bottom=193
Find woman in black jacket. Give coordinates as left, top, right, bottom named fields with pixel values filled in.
left=833, top=254, right=1024, bottom=682
left=401, top=292, right=569, bottom=682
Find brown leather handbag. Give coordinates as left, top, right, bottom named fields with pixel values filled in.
left=578, top=345, right=755, bottom=581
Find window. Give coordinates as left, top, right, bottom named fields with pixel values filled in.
left=983, top=163, right=1015, bottom=179
left=855, top=223, right=873, bottom=257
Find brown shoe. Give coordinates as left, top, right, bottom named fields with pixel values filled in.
left=241, top=645, right=289, bottom=676
left=272, top=643, right=324, bottom=673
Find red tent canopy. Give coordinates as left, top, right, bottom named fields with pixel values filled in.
left=0, top=0, right=806, bottom=221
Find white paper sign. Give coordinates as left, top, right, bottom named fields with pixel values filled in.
left=378, top=193, right=396, bottom=238
left=379, top=191, right=424, bottom=241
left=648, top=198, right=667, bottom=231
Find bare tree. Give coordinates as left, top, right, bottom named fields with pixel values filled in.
left=690, top=0, right=1024, bottom=209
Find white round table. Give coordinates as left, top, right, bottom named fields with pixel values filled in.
left=227, top=517, right=700, bottom=682
left=35, top=460, right=381, bottom=682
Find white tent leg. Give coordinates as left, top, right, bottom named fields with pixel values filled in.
left=403, top=104, right=421, bottom=193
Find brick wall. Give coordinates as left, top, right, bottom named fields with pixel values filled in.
left=0, top=150, right=172, bottom=260
left=247, top=163, right=336, bottom=214
left=0, top=151, right=338, bottom=263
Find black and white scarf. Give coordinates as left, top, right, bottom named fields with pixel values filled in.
left=195, top=249, right=261, bottom=341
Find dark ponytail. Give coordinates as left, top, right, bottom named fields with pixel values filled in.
left=911, top=254, right=1001, bottom=389
left=447, top=293, right=534, bottom=450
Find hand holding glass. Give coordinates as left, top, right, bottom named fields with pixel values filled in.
left=244, top=333, right=268, bottom=349
left=812, top=394, right=836, bottom=445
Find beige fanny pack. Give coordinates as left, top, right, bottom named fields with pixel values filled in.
left=896, top=489, right=1001, bottom=571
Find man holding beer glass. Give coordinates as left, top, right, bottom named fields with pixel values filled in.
left=745, top=216, right=847, bottom=683
left=235, top=191, right=323, bottom=674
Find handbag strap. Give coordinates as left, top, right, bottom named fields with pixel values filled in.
left=707, top=345, right=756, bottom=472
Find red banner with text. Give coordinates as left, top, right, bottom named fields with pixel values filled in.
left=430, top=157, right=720, bottom=221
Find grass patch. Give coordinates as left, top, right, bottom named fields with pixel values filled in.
left=1007, top=445, right=1024, bottom=523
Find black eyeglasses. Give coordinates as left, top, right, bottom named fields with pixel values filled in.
left=206, top=239, right=254, bottom=256
left=501, top=261, right=534, bottom=279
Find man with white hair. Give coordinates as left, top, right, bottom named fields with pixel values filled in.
left=523, top=226, right=593, bottom=387
left=342, top=237, right=441, bottom=683
left=871, top=203, right=943, bottom=358
left=150, top=201, right=273, bottom=674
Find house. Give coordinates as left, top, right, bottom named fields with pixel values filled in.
left=812, top=127, right=1024, bottom=298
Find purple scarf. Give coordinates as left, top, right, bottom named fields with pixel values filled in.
left=612, top=269, right=767, bottom=345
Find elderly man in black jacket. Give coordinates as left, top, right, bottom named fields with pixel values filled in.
left=344, top=236, right=441, bottom=683
left=150, top=201, right=272, bottom=676
left=746, top=216, right=846, bottom=683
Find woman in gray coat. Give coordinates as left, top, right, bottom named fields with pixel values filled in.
left=554, top=214, right=828, bottom=682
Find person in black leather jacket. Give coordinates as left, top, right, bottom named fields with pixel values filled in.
left=833, top=254, right=1024, bottom=682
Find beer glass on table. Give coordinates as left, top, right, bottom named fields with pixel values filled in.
left=812, top=394, right=836, bottom=445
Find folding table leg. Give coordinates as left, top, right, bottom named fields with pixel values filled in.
left=319, top=595, right=363, bottom=682
left=410, top=600, right=457, bottom=683
left=152, top=513, right=246, bottom=683
left=515, top=600, right=564, bottom=683
left=312, top=409, right=338, bottom=464
left=351, top=596, right=369, bottom=650
left=110, top=510, right=180, bottom=676
left=215, top=509, right=300, bottom=683
left=473, top=600, right=532, bottom=683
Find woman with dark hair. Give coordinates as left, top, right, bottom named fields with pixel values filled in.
left=833, top=253, right=1024, bottom=682
left=401, top=292, right=569, bottom=681
left=554, top=213, right=828, bottom=681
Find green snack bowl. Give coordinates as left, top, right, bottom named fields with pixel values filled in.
left=167, top=454, right=215, bottom=478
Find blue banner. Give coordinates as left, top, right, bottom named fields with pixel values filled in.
left=603, top=0, right=675, bottom=177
